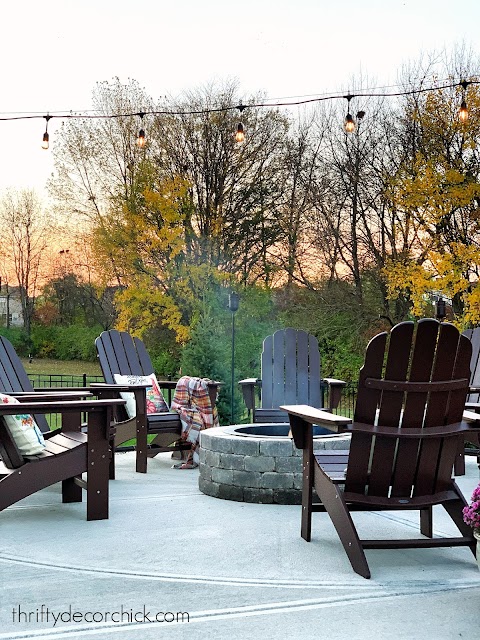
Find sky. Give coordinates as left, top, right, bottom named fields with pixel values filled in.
left=1, top=0, right=480, bottom=201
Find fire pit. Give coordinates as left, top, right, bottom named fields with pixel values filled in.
left=198, top=423, right=350, bottom=504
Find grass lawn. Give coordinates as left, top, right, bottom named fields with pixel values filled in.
left=21, top=358, right=102, bottom=377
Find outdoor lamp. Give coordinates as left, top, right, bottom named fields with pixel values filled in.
left=435, top=297, right=446, bottom=321
left=228, top=292, right=240, bottom=313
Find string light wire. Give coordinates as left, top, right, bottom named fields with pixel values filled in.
left=1, top=78, right=478, bottom=123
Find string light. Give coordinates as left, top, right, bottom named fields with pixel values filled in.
left=0, top=78, right=476, bottom=147
left=344, top=95, right=355, bottom=133
left=136, top=111, right=146, bottom=147
left=42, top=114, right=51, bottom=150
left=235, top=104, right=246, bottom=143
left=459, top=80, right=470, bottom=122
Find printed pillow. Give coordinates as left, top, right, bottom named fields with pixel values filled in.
left=0, top=392, right=46, bottom=456
left=113, top=373, right=169, bottom=418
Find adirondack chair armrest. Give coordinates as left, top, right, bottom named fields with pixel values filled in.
left=206, top=381, right=222, bottom=407
left=34, top=386, right=100, bottom=392
left=347, top=421, right=471, bottom=438
left=321, top=378, right=347, bottom=410
left=280, top=404, right=352, bottom=448
left=239, top=378, right=261, bottom=411
left=463, top=409, right=480, bottom=422
left=13, top=391, right=94, bottom=401
left=0, top=399, right=126, bottom=448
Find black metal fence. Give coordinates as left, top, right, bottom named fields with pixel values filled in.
left=332, top=382, right=358, bottom=418
left=29, top=374, right=105, bottom=388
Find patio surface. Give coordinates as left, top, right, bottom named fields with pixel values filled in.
left=1, top=453, right=479, bottom=640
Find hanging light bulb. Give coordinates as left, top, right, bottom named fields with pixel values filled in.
left=344, top=95, right=355, bottom=133
left=345, top=114, right=355, bottom=133
left=42, top=114, right=51, bottom=150
left=136, top=111, right=146, bottom=147
left=235, top=103, right=246, bottom=143
left=459, top=80, right=470, bottom=123
left=235, top=122, right=245, bottom=143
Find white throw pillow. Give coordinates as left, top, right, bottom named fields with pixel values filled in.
left=113, top=373, right=169, bottom=418
left=0, top=392, right=46, bottom=456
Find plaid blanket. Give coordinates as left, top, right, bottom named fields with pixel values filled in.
left=171, top=376, right=219, bottom=464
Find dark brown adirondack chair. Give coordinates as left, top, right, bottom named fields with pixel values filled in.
left=282, top=319, right=478, bottom=579
left=239, top=328, right=345, bottom=423
left=95, top=330, right=220, bottom=473
left=0, top=397, right=123, bottom=520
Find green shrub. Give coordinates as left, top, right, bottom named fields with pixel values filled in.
left=0, top=327, right=31, bottom=356
left=30, top=325, right=103, bottom=361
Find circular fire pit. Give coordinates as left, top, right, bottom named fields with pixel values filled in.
left=198, top=423, right=350, bottom=504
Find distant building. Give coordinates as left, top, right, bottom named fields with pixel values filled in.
left=0, top=285, right=24, bottom=327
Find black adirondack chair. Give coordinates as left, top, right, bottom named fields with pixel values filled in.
left=282, top=320, right=478, bottom=578
left=95, top=330, right=220, bottom=473
left=0, top=397, right=123, bottom=520
left=239, top=328, right=345, bottom=423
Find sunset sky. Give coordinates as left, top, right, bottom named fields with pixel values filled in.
left=1, top=0, right=479, bottom=201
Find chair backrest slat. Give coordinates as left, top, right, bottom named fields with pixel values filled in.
left=134, top=337, right=155, bottom=374
left=377, top=322, right=414, bottom=428
left=261, top=334, right=274, bottom=408
left=307, top=334, right=321, bottom=407
left=401, top=320, right=441, bottom=428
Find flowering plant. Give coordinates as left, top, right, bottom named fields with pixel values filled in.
left=463, top=484, right=480, bottom=533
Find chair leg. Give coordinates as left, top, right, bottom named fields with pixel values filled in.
left=454, top=437, right=465, bottom=476
left=62, top=477, right=82, bottom=503
left=314, top=469, right=371, bottom=579
left=109, top=438, right=115, bottom=480
left=420, top=506, right=433, bottom=537
left=443, top=483, right=477, bottom=556
left=135, top=415, right=148, bottom=474
left=301, top=447, right=314, bottom=542
left=86, top=409, right=111, bottom=521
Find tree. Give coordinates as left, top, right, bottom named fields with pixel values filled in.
left=0, top=189, right=55, bottom=336
left=383, top=49, right=480, bottom=325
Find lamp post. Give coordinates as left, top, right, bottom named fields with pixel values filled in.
left=228, top=292, right=240, bottom=425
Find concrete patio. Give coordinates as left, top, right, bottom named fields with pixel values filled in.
left=1, top=452, right=479, bottom=640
